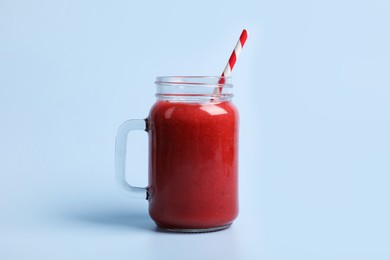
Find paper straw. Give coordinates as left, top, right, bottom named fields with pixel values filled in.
left=215, top=29, right=248, bottom=94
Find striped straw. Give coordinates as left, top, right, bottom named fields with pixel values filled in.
left=215, top=29, right=248, bottom=94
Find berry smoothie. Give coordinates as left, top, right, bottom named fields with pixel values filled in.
left=147, top=100, right=239, bottom=230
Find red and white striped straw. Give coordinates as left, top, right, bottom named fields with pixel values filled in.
left=222, top=29, right=248, bottom=77
left=216, top=29, right=248, bottom=94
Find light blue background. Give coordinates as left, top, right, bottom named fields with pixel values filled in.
left=1, top=0, right=389, bottom=259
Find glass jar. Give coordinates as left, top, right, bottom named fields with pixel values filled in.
left=115, top=76, right=239, bottom=232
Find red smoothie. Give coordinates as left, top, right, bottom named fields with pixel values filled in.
left=147, top=100, right=239, bottom=230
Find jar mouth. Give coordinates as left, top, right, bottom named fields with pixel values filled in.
left=155, top=76, right=233, bottom=88
left=155, top=76, right=233, bottom=102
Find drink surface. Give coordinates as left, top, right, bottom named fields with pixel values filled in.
left=148, top=100, right=239, bottom=229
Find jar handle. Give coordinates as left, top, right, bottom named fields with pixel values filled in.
left=115, top=119, right=148, bottom=199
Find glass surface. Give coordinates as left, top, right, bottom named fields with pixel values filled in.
left=148, top=76, right=239, bottom=231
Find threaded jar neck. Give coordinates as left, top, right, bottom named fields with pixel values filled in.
left=155, top=76, right=233, bottom=102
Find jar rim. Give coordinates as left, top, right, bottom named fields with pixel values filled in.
left=155, top=76, right=233, bottom=88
